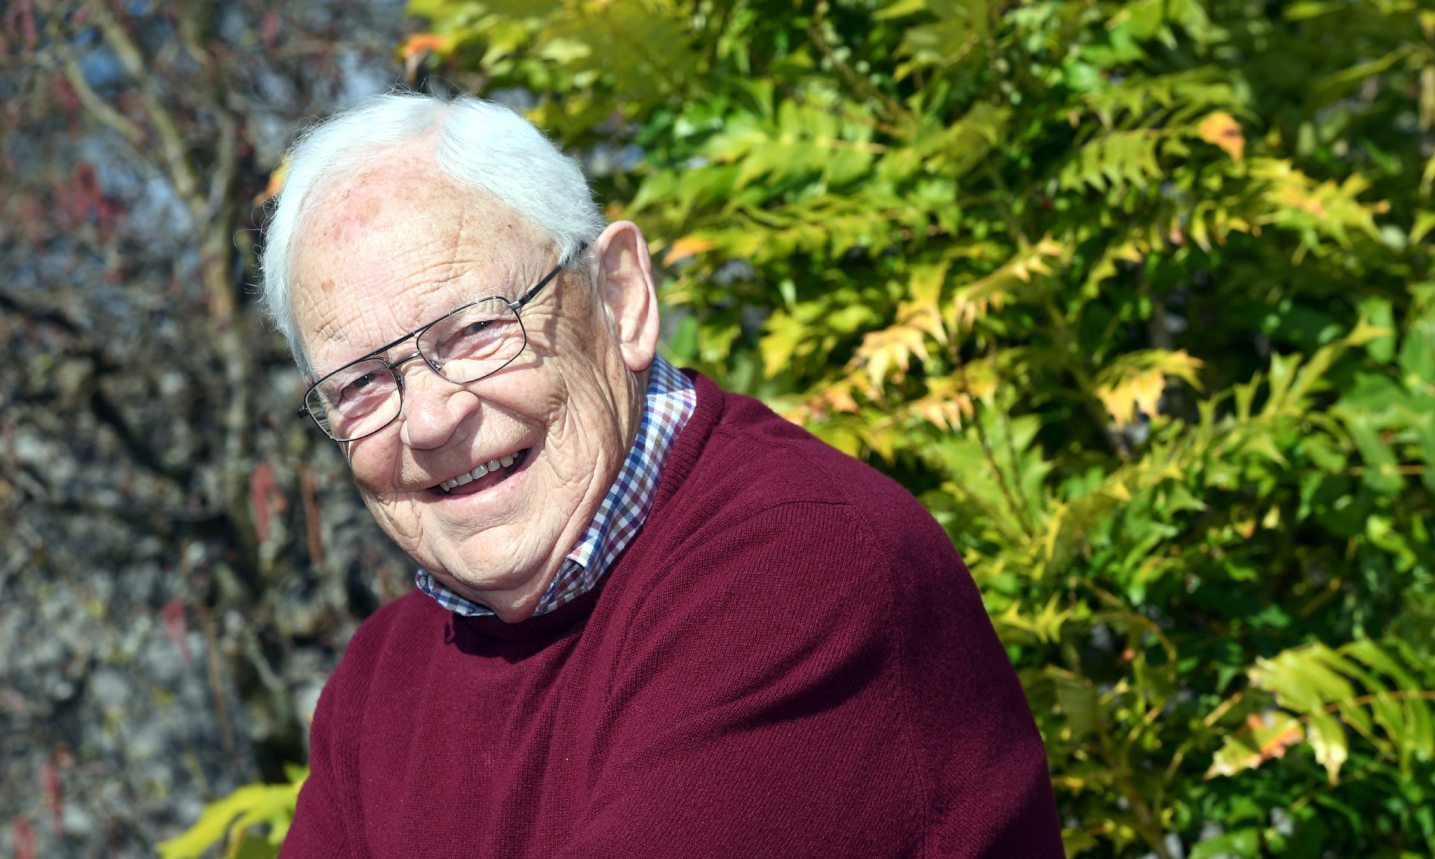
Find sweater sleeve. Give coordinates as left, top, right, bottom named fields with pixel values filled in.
left=555, top=499, right=1062, bottom=859
left=280, top=672, right=355, bottom=858
left=282, top=593, right=435, bottom=859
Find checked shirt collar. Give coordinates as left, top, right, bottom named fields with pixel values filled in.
left=415, top=355, right=696, bottom=618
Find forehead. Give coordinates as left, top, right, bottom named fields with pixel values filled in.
left=289, top=154, right=550, bottom=371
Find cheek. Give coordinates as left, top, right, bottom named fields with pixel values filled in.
left=346, top=441, right=402, bottom=496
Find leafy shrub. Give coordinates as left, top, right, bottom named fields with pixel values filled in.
left=171, top=1, right=1435, bottom=855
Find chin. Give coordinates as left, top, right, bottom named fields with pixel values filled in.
left=433, top=555, right=551, bottom=620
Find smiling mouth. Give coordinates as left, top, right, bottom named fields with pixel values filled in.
left=434, top=449, right=531, bottom=496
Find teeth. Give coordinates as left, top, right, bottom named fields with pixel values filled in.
left=438, top=453, right=519, bottom=493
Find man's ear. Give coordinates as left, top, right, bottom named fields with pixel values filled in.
left=592, top=220, right=660, bottom=373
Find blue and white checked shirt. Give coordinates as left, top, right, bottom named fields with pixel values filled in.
left=414, top=355, right=697, bottom=618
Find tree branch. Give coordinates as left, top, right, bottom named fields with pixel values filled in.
left=82, top=0, right=201, bottom=205
left=43, top=2, right=145, bottom=148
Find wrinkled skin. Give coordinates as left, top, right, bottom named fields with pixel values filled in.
left=291, top=148, right=660, bottom=621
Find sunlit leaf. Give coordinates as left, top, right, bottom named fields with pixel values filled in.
left=1196, top=110, right=1244, bottom=162
left=1094, top=349, right=1205, bottom=423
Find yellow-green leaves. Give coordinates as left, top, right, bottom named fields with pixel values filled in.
left=912, top=102, right=1010, bottom=180
left=1208, top=641, right=1434, bottom=784
left=1107, top=0, right=1217, bottom=45
left=408, top=0, right=697, bottom=132
left=700, top=95, right=881, bottom=193
left=1094, top=349, right=1204, bottom=424
left=882, top=0, right=989, bottom=80
left=950, top=239, right=1066, bottom=331
left=1251, top=158, right=1387, bottom=253
left=158, top=768, right=308, bottom=859
left=1196, top=111, right=1244, bottom=162
left=1206, top=711, right=1306, bottom=779
left=1060, top=129, right=1166, bottom=192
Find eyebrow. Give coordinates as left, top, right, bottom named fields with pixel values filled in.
left=323, top=278, right=513, bottom=373
left=314, top=253, right=572, bottom=378
left=314, top=302, right=454, bottom=381
left=357, top=322, right=429, bottom=366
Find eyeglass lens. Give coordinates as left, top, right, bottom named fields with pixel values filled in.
left=305, top=297, right=526, bottom=441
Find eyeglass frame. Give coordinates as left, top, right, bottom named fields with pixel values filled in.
left=297, top=249, right=583, bottom=442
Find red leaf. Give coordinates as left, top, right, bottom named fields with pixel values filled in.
left=261, top=12, right=281, bottom=48
left=11, top=817, right=36, bottom=859
left=161, top=597, right=191, bottom=665
left=40, top=761, right=61, bottom=835
left=4, top=0, right=37, bottom=48
left=299, top=464, right=326, bottom=566
left=249, top=462, right=281, bottom=544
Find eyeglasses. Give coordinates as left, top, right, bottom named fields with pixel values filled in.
left=299, top=256, right=573, bottom=442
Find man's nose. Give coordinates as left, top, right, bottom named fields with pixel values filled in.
left=397, top=362, right=480, bottom=450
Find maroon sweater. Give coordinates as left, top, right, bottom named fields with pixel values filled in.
left=282, top=374, right=1063, bottom=858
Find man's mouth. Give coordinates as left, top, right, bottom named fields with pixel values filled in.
left=434, top=449, right=531, bottom=496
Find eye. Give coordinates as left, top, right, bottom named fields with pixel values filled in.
left=326, top=363, right=394, bottom=410
left=343, top=371, right=381, bottom=396
left=434, top=315, right=511, bottom=360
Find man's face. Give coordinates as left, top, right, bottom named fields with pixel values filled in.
left=290, top=153, right=645, bottom=621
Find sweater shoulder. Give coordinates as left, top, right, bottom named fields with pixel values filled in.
left=616, top=379, right=970, bottom=634
left=634, top=380, right=1062, bottom=857
left=324, top=590, right=444, bottom=699
left=669, top=381, right=953, bottom=565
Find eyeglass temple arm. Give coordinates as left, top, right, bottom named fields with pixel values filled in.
left=514, top=243, right=588, bottom=308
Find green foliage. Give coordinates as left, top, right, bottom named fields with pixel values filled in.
left=158, top=768, right=307, bottom=859
left=198, top=1, right=1435, bottom=856
left=1208, top=638, right=1435, bottom=785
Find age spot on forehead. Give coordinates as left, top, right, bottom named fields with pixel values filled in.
left=323, top=194, right=385, bottom=244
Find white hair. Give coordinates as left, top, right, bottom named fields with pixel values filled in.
left=259, top=92, right=606, bottom=370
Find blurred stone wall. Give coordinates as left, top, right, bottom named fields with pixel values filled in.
left=0, top=1, right=419, bottom=854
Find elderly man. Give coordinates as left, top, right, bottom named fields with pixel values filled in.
left=263, top=92, right=1062, bottom=858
